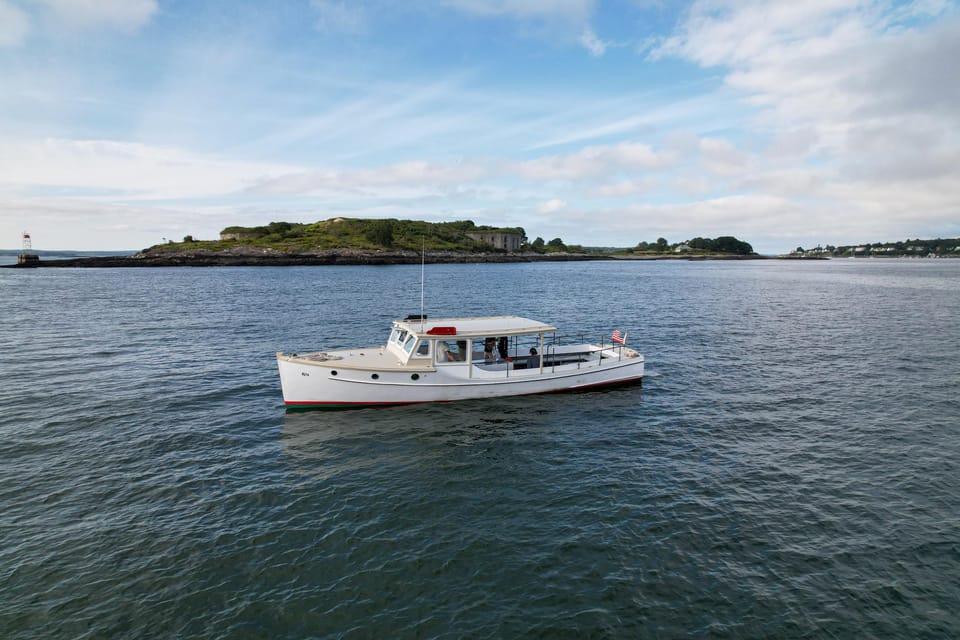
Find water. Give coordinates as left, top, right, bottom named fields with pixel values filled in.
left=0, top=250, right=135, bottom=266
left=1, top=260, right=958, bottom=638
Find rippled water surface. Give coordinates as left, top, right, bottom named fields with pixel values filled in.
left=2, top=260, right=958, bottom=638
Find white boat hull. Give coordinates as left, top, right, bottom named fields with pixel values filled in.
left=277, top=347, right=644, bottom=409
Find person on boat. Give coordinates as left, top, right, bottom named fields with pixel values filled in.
left=456, top=340, right=468, bottom=361
left=497, top=336, right=509, bottom=360
left=437, top=341, right=456, bottom=362
left=528, top=347, right=540, bottom=369
left=483, top=337, right=497, bottom=363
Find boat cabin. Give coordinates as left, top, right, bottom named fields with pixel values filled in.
left=386, top=315, right=566, bottom=373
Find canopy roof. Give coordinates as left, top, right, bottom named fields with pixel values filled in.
left=395, top=315, right=556, bottom=338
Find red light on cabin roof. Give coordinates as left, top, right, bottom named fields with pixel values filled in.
left=426, top=326, right=457, bottom=335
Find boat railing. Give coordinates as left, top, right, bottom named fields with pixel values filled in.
left=475, top=333, right=629, bottom=379
left=547, top=333, right=627, bottom=368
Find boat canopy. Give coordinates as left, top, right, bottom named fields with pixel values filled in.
left=395, top=315, right=556, bottom=338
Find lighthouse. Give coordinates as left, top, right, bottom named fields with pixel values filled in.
left=17, top=231, right=39, bottom=267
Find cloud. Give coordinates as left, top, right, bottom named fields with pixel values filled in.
left=592, top=179, right=656, bottom=197
left=0, top=1, right=29, bottom=46
left=653, top=1, right=960, bottom=138
left=579, top=27, right=606, bottom=55
left=513, top=142, right=672, bottom=180
left=440, top=0, right=602, bottom=55
left=249, top=160, right=488, bottom=196
left=651, top=0, right=865, bottom=67
left=698, top=137, right=749, bottom=177
left=0, top=137, right=295, bottom=200
left=645, top=0, right=960, bottom=248
left=538, top=198, right=566, bottom=213
left=36, top=0, right=157, bottom=32
left=310, top=0, right=367, bottom=33
left=440, top=0, right=594, bottom=21
left=247, top=140, right=675, bottom=197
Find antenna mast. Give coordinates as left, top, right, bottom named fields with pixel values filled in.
left=420, top=237, right=425, bottom=331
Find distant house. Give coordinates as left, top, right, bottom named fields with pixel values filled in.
left=674, top=244, right=692, bottom=253
left=466, top=231, right=524, bottom=251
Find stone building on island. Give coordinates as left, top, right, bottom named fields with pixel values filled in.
left=465, top=230, right=525, bottom=251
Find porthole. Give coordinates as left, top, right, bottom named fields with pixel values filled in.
left=411, top=373, right=420, bottom=381
left=330, top=370, right=338, bottom=376
left=371, top=373, right=379, bottom=380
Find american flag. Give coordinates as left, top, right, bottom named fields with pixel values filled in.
left=611, top=329, right=626, bottom=344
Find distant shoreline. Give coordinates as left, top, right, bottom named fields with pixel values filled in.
left=3, top=248, right=770, bottom=268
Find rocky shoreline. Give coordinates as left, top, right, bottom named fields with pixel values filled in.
left=8, top=248, right=605, bottom=268
left=5, top=247, right=770, bottom=268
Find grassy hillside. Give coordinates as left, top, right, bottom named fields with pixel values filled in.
left=151, top=218, right=529, bottom=253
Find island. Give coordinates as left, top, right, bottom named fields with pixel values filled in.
left=7, top=218, right=763, bottom=267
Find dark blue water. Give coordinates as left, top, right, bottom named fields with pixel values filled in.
left=2, top=260, right=958, bottom=638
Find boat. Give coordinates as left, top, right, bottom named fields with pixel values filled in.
left=277, top=315, right=644, bottom=409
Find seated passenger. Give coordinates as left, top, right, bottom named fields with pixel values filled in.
left=455, top=340, right=468, bottom=361
left=436, top=341, right=456, bottom=362
left=528, top=347, right=541, bottom=369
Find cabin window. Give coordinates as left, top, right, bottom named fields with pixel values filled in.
left=402, top=335, right=416, bottom=354
left=435, top=339, right=469, bottom=363
left=391, top=329, right=409, bottom=345
left=415, top=340, right=430, bottom=357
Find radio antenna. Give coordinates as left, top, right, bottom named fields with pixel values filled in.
left=420, top=236, right=425, bottom=331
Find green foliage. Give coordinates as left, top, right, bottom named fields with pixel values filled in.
left=630, top=235, right=755, bottom=255
left=683, top=236, right=753, bottom=254
left=152, top=218, right=536, bottom=253
left=364, top=220, right=394, bottom=247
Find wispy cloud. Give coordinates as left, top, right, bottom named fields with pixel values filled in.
left=579, top=27, right=606, bottom=55
left=0, top=1, right=29, bottom=46
left=512, top=142, right=672, bottom=180
left=310, top=0, right=367, bottom=33
left=538, top=197, right=567, bottom=213
left=0, top=137, right=296, bottom=200
left=36, top=0, right=157, bottom=32
left=439, top=0, right=594, bottom=21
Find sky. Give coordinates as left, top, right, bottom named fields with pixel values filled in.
left=1, top=0, right=958, bottom=253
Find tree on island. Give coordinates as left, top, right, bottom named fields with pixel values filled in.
left=364, top=220, right=394, bottom=247
left=632, top=235, right=754, bottom=255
